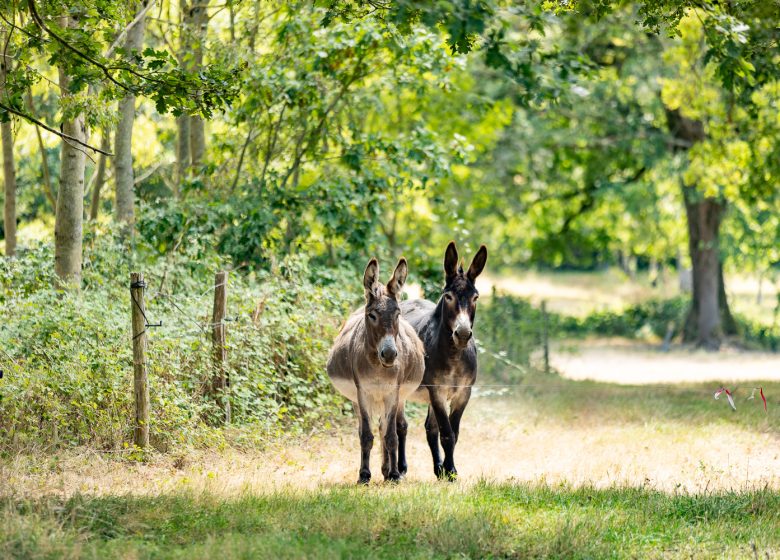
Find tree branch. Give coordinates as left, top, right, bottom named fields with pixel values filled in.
left=27, top=0, right=132, bottom=93
left=0, top=101, right=113, bottom=155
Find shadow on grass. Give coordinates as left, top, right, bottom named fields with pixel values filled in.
left=2, top=482, right=778, bottom=559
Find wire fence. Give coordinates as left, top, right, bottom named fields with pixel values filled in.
left=2, top=268, right=774, bottom=453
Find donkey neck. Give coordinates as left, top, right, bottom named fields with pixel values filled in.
left=429, top=299, right=463, bottom=358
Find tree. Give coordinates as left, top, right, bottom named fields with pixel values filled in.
left=0, top=27, right=16, bottom=256
left=115, top=0, right=149, bottom=225
left=53, top=13, right=88, bottom=286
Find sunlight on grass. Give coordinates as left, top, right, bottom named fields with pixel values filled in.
left=1, top=482, right=777, bottom=559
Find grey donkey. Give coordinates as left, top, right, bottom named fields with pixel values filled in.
left=327, top=257, right=425, bottom=484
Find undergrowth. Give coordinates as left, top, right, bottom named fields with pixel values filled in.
left=0, top=230, right=357, bottom=452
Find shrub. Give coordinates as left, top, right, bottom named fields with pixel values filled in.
left=0, top=233, right=357, bottom=452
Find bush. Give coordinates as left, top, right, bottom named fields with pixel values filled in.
left=0, top=232, right=357, bottom=452
left=566, top=298, right=689, bottom=339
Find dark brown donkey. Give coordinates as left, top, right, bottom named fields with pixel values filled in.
left=401, top=242, right=487, bottom=479
left=327, top=258, right=425, bottom=483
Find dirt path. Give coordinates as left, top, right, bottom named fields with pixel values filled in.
left=6, top=391, right=778, bottom=497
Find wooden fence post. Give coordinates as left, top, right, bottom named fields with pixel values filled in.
left=541, top=300, right=550, bottom=375
left=212, top=271, right=230, bottom=424
left=130, top=272, right=150, bottom=447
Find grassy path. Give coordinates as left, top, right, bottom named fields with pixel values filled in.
left=3, top=377, right=779, bottom=558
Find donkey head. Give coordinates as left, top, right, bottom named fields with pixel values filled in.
left=363, top=257, right=408, bottom=368
left=441, top=241, right=488, bottom=349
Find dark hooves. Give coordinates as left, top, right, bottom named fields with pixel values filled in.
left=358, top=471, right=371, bottom=485
left=435, top=465, right=458, bottom=481
left=385, top=472, right=402, bottom=483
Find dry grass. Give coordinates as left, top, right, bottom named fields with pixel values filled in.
left=4, top=376, right=778, bottom=498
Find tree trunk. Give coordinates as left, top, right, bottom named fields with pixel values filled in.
left=1, top=30, right=17, bottom=257
left=682, top=192, right=723, bottom=349
left=1, top=119, right=16, bottom=257
left=114, top=1, right=147, bottom=225
left=26, top=89, right=57, bottom=210
left=186, top=1, right=208, bottom=168
left=175, top=114, right=190, bottom=186
left=665, top=107, right=731, bottom=350
left=89, top=133, right=111, bottom=221
left=54, top=17, right=87, bottom=287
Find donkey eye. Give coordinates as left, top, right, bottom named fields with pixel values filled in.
left=473, top=294, right=479, bottom=302
left=368, top=312, right=377, bottom=321
left=444, top=293, right=454, bottom=303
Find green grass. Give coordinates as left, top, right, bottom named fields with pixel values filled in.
left=2, top=483, right=778, bottom=559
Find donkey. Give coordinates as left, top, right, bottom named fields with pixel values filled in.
left=327, top=257, right=425, bottom=484
left=401, top=242, right=487, bottom=479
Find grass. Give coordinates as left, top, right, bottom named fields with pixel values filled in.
left=2, top=482, right=778, bottom=559
left=2, top=375, right=779, bottom=559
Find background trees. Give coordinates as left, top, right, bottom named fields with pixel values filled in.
left=0, top=0, right=778, bottom=349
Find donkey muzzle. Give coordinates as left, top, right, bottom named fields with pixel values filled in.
left=453, top=313, right=472, bottom=348
left=378, top=336, right=398, bottom=367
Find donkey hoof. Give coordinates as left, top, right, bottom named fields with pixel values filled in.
left=358, top=470, right=371, bottom=485
left=434, top=463, right=445, bottom=479
left=436, top=465, right=457, bottom=481
left=399, top=463, right=408, bottom=476
left=385, top=471, right=402, bottom=483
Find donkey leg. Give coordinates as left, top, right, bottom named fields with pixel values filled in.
left=355, top=393, right=374, bottom=485
left=382, top=392, right=401, bottom=482
left=396, top=405, right=409, bottom=476
left=424, top=404, right=443, bottom=478
left=379, top=415, right=390, bottom=479
left=447, top=387, right=472, bottom=474
left=430, top=392, right=457, bottom=480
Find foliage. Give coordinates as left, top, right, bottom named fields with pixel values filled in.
left=0, top=231, right=358, bottom=451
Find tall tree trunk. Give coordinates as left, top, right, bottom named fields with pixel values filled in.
left=682, top=192, right=723, bottom=349
left=1, top=119, right=16, bottom=257
left=26, top=89, right=57, bottom=210
left=1, top=43, right=16, bottom=257
left=89, top=132, right=111, bottom=221
left=54, top=17, right=87, bottom=287
left=175, top=114, right=190, bottom=187
left=187, top=1, right=208, bottom=168
left=665, top=107, right=731, bottom=350
left=114, top=1, right=147, bottom=225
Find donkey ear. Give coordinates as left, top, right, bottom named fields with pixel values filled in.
left=444, top=241, right=458, bottom=279
left=467, top=245, right=487, bottom=282
left=387, top=258, right=408, bottom=298
left=363, top=258, right=379, bottom=299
